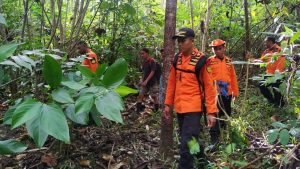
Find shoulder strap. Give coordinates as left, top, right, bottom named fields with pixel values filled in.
left=195, top=55, right=208, bottom=81
left=172, top=53, right=181, bottom=68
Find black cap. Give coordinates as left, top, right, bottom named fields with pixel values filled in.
left=172, top=28, right=195, bottom=40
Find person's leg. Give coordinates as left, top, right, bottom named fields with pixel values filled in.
left=221, top=95, right=232, bottom=129
left=272, top=81, right=285, bottom=107
left=259, top=81, right=275, bottom=104
left=137, top=86, right=147, bottom=113
left=179, top=112, right=203, bottom=169
left=209, top=96, right=223, bottom=146
left=150, top=83, right=160, bottom=112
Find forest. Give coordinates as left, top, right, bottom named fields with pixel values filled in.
left=0, top=0, right=300, bottom=168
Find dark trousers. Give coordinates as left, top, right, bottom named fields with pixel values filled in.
left=209, top=95, right=232, bottom=144
left=177, top=112, right=205, bottom=169
left=259, top=81, right=284, bottom=107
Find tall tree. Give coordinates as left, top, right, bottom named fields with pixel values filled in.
left=189, top=0, right=194, bottom=30
left=160, top=0, right=177, bottom=160
left=244, top=0, right=250, bottom=54
left=201, top=0, right=212, bottom=52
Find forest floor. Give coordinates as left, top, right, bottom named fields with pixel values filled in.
left=0, top=85, right=299, bottom=169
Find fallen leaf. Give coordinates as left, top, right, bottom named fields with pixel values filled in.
left=41, top=154, right=57, bottom=167
left=102, top=154, right=115, bottom=162
left=15, top=154, right=26, bottom=160
left=111, top=162, right=126, bottom=169
left=79, top=159, right=91, bottom=167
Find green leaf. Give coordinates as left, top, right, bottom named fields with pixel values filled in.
left=11, top=56, right=32, bottom=71
left=0, top=13, right=6, bottom=25
left=0, top=140, right=27, bottom=155
left=225, top=143, right=236, bottom=154
left=114, top=86, right=138, bottom=97
left=65, top=104, right=89, bottom=125
left=90, top=107, right=102, bottom=126
left=3, top=107, right=15, bottom=125
left=61, top=81, right=86, bottom=90
left=12, top=99, right=42, bottom=129
left=272, top=122, right=288, bottom=129
left=289, top=128, right=300, bottom=137
left=40, top=104, right=70, bottom=143
left=0, top=43, right=19, bottom=62
left=0, top=60, right=21, bottom=68
left=279, top=129, right=290, bottom=145
left=267, top=129, right=279, bottom=144
left=291, top=31, right=300, bottom=43
left=26, top=117, right=48, bottom=148
left=77, top=65, right=95, bottom=79
left=51, top=88, right=74, bottom=104
left=95, top=63, right=108, bottom=78
left=102, top=58, right=128, bottom=89
left=80, top=86, right=106, bottom=95
left=75, top=93, right=94, bottom=114
left=123, top=3, right=136, bottom=16
left=187, top=137, right=200, bottom=155
left=95, top=91, right=124, bottom=123
left=231, top=160, right=248, bottom=167
left=43, top=55, right=62, bottom=88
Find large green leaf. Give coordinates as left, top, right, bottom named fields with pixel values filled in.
left=26, top=117, right=48, bottom=148
left=267, top=129, right=279, bottom=144
left=75, top=93, right=95, bottom=114
left=77, top=65, right=95, bottom=79
left=291, top=31, right=300, bottom=43
left=12, top=99, right=43, bottom=129
left=123, top=3, right=136, bottom=16
left=95, top=63, right=108, bottom=78
left=290, top=128, right=300, bottom=137
left=40, top=104, right=70, bottom=143
left=62, top=81, right=86, bottom=90
left=90, top=106, right=102, bottom=126
left=0, top=60, right=21, bottom=68
left=11, top=56, right=32, bottom=71
left=187, top=137, right=200, bottom=155
left=272, top=122, right=287, bottom=129
left=114, top=86, right=138, bottom=97
left=66, top=104, right=89, bottom=125
left=0, top=140, right=27, bottom=155
left=0, top=43, right=19, bottom=62
left=225, top=143, right=236, bottom=155
left=3, top=107, right=15, bottom=125
left=51, top=88, right=74, bottom=104
left=102, top=58, right=128, bottom=89
left=43, top=55, right=62, bottom=88
left=95, top=91, right=124, bottom=123
left=0, top=13, right=6, bottom=25
left=279, top=129, right=290, bottom=145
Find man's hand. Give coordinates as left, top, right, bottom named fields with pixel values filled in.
left=163, top=105, right=171, bottom=121
left=206, top=114, right=216, bottom=128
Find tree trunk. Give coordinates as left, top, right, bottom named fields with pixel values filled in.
left=21, top=0, right=29, bottom=41
left=244, top=0, right=251, bottom=55
left=189, top=0, right=194, bottom=30
left=160, top=0, right=177, bottom=161
left=201, top=0, right=212, bottom=52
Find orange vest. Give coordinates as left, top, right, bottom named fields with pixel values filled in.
left=206, top=56, right=239, bottom=97
left=260, top=44, right=285, bottom=74
left=165, top=48, right=218, bottom=114
left=82, top=49, right=99, bottom=72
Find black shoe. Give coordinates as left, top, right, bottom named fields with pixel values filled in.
left=136, top=102, right=145, bottom=113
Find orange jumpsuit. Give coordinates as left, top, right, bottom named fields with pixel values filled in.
left=82, top=49, right=99, bottom=72
left=260, top=44, right=285, bottom=74
left=206, top=56, right=239, bottom=97
left=165, top=48, right=218, bottom=114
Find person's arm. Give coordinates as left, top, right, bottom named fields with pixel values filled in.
left=230, top=65, right=239, bottom=97
left=141, top=60, right=156, bottom=86
left=201, top=63, right=218, bottom=128
left=164, top=66, right=176, bottom=120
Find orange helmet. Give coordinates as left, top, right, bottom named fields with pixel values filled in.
left=210, top=39, right=226, bottom=47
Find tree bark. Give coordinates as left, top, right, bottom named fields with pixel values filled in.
left=244, top=0, right=251, bottom=55
left=160, top=0, right=177, bottom=160
left=201, top=0, right=212, bottom=52
left=189, top=0, right=194, bottom=30
left=21, top=0, right=29, bottom=41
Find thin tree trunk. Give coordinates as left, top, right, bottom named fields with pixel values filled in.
left=244, top=0, right=251, bottom=54
left=201, top=0, right=212, bottom=52
left=160, top=0, right=177, bottom=161
left=21, top=0, right=29, bottom=41
left=189, top=0, right=194, bottom=30
left=69, top=0, right=79, bottom=40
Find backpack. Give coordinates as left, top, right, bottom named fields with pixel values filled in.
left=172, top=53, right=208, bottom=88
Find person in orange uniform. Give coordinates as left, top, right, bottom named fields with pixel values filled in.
left=164, top=28, right=218, bottom=169
left=207, top=39, right=239, bottom=149
left=254, top=37, right=286, bottom=107
left=77, top=41, right=99, bottom=72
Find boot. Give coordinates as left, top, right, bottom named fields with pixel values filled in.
left=153, top=104, right=159, bottom=112
left=208, top=132, right=220, bottom=153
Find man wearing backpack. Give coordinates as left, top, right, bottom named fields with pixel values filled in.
left=207, top=39, right=239, bottom=151
left=137, top=48, right=162, bottom=113
left=164, top=28, right=218, bottom=169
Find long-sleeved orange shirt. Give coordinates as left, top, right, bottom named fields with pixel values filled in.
left=165, top=48, right=218, bottom=114
left=260, top=44, right=285, bottom=74
left=206, top=56, right=239, bottom=97
left=82, top=49, right=99, bottom=72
